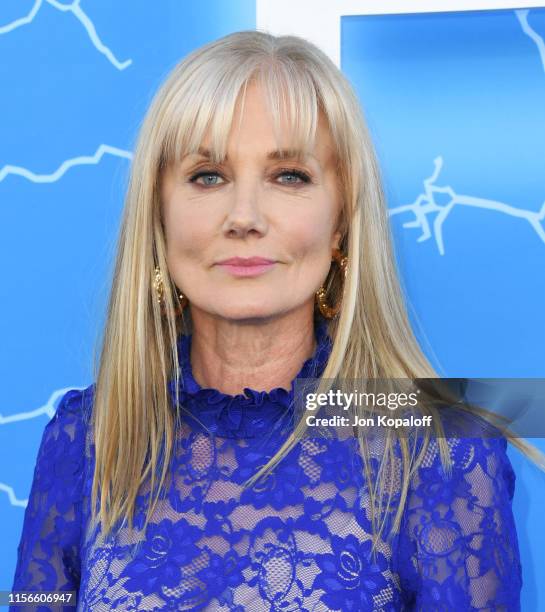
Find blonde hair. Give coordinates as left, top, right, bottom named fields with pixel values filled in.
left=91, top=30, right=545, bottom=545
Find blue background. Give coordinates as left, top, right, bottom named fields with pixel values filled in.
left=1, top=1, right=544, bottom=608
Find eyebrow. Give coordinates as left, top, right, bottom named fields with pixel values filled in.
left=194, top=146, right=316, bottom=163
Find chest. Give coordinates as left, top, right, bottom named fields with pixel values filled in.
left=77, top=433, right=405, bottom=611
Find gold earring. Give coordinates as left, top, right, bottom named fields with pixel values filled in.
left=315, top=248, right=348, bottom=319
left=154, top=266, right=188, bottom=316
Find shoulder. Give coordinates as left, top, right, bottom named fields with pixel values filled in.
left=410, top=420, right=517, bottom=506
left=55, top=384, right=95, bottom=417
left=38, top=384, right=95, bottom=466
left=50, top=384, right=95, bottom=429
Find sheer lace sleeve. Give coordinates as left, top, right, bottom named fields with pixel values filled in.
left=10, top=388, right=89, bottom=611
left=395, top=434, right=522, bottom=611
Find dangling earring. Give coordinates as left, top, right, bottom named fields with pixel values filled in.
left=153, top=266, right=188, bottom=316
left=315, top=248, right=348, bottom=319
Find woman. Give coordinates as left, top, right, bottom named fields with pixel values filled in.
left=11, top=30, right=544, bottom=611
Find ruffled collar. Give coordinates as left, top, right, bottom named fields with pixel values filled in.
left=168, top=316, right=332, bottom=439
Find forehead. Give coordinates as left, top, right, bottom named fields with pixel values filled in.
left=196, top=86, right=336, bottom=166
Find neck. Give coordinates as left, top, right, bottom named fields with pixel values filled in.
left=187, top=306, right=318, bottom=396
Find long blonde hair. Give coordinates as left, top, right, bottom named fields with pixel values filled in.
left=91, top=29, right=545, bottom=544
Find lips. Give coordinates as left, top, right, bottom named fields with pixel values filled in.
left=215, top=257, right=277, bottom=278
left=217, top=257, right=276, bottom=266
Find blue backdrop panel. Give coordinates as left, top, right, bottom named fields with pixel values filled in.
left=341, top=7, right=545, bottom=609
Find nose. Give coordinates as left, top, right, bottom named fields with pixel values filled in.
left=222, top=178, right=267, bottom=238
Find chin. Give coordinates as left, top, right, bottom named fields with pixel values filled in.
left=204, top=301, right=286, bottom=321
left=219, top=308, right=279, bottom=322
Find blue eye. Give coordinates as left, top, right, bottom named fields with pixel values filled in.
left=276, top=169, right=311, bottom=185
left=189, top=171, right=224, bottom=186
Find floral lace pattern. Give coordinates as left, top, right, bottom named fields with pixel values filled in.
left=11, top=317, right=522, bottom=611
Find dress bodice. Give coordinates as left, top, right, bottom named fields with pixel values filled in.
left=10, top=316, right=522, bottom=611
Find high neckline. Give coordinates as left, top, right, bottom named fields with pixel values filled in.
left=168, top=316, right=333, bottom=439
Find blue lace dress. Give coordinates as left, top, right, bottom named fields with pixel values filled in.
left=11, top=318, right=522, bottom=611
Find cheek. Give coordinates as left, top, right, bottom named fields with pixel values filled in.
left=163, top=201, right=213, bottom=259
left=279, top=203, right=336, bottom=258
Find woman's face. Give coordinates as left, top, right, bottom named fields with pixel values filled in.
left=160, top=82, right=342, bottom=322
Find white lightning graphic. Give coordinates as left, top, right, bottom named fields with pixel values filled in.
left=0, top=0, right=132, bottom=70
left=0, top=483, right=27, bottom=508
left=390, top=9, right=545, bottom=255
left=516, top=9, right=545, bottom=72
left=0, top=144, right=133, bottom=184
left=1, top=386, right=87, bottom=508
left=388, top=156, right=545, bottom=255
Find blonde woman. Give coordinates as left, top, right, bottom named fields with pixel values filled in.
left=11, top=30, right=544, bottom=611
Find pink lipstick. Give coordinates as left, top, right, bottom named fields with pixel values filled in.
left=216, top=256, right=277, bottom=277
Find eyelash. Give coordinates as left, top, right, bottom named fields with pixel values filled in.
left=188, top=167, right=312, bottom=187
